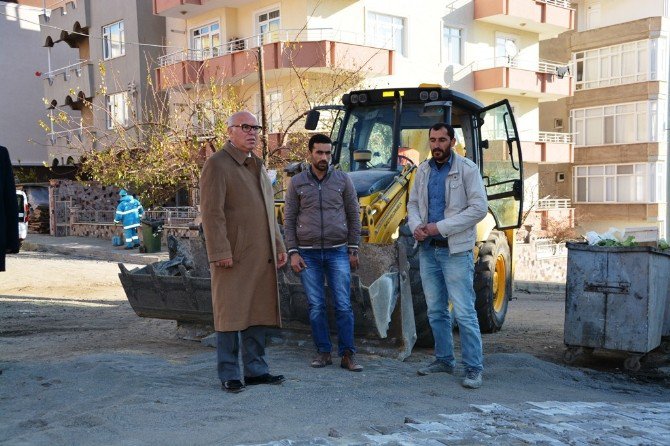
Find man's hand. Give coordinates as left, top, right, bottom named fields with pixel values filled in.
left=276, top=252, right=288, bottom=269
left=424, top=223, right=440, bottom=237
left=290, top=253, right=307, bottom=273
left=349, top=251, right=359, bottom=270
left=212, top=258, right=233, bottom=268
left=413, top=224, right=429, bottom=242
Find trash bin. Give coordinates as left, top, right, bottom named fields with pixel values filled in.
left=563, top=242, right=670, bottom=371
left=141, top=218, right=164, bottom=253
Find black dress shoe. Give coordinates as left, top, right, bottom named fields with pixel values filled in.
left=222, top=379, right=244, bottom=393
left=244, top=373, right=285, bottom=386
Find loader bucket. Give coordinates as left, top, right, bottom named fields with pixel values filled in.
left=118, top=237, right=417, bottom=359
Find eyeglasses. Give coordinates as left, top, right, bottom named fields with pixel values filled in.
left=230, top=124, right=263, bottom=133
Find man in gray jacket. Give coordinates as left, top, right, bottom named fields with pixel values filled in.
left=283, top=133, right=363, bottom=371
left=407, top=123, right=488, bottom=389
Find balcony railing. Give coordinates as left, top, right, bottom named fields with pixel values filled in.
left=473, top=57, right=571, bottom=75
left=537, top=197, right=572, bottom=209
left=144, top=207, right=198, bottom=227
left=538, top=131, right=573, bottom=144
left=158, top=27, right=392, bottom=67
left=538, top=0, right=571, bottom=8
left=43, top=59, right=89, bottom=84
left=48, top=125, right=95, bottom=145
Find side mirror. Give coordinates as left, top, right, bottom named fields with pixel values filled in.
left=305, top=110, right=320, bottom=130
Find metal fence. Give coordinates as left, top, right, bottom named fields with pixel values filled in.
left=70, top=207, right=198, bottom=227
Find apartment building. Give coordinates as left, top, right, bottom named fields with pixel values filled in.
left=152, top=0, right=574, bottom=209
left=38, top=0, right=165, bottom=167
left=541, top=0, right=670, bottom=238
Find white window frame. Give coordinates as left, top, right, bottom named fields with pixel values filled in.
left=573, top=162, right=665, bottom=204
left=571, top=101, right=658, bottom=147
left=102, top=20, right=125, bottom=60
left=254, top=88, right=282, bottom=133
left=106, top=92, right=129, bottom=129
left=574, top=39, right=655, bottom=91
left=255, top=5, right=280, bottom=45
left=366, top=11, right=406, bottom=56
left=441, top=24, right=462, bottom=65
left=190, top=22, right=221, bottom=59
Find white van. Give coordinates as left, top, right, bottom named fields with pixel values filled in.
left=16, top=190, right=28, bottom=243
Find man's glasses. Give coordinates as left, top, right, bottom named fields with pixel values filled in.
left=230, top=124, right=263, bottom=133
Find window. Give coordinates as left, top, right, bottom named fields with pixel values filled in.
left=367, top=12, right=405, bottom=55
left=442, top=25, right=461, bottom=65
left=102, top=21, right=125, bottom=60
left=192, top=22, right=220, bottom=59
left=106, top=92, right=129, bottom=129
left=257, top=8, right=280, bottom=45
left=254, top=89, right=282, bottom=132
left=574, top=40, right=655, bottom=90
left=554, top=118, right=563, bottom=130
left=571, top=101, right=658, bottom=147
left=585, top=1, right=601, bottom=30
left=573, top=162, right=665, bottom=203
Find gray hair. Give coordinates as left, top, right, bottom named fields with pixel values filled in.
left=227, top=111, right=257, bottom=127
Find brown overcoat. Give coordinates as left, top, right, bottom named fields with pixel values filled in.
left=199, top=141, right=286, bottom=332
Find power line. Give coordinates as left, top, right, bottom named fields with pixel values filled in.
left=0, top=9, right=179, bottom=50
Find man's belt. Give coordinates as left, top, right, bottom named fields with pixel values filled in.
left=429, top=238, right=449, bottom=248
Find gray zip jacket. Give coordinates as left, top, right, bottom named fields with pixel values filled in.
left=407, top=152, right=488, bottom=254
left=284, top=166, right=361, bottom=253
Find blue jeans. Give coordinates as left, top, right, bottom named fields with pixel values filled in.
left=419, top=246, right=483, bottom=373
left=298, top=247, right=355, bottom=356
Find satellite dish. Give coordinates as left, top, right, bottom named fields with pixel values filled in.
left=505, top=40, right=518, bottom=59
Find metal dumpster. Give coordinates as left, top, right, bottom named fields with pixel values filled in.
left=563, top=242, right=670, bottom=371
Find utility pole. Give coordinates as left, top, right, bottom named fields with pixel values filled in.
left=257, top=45, right=269, bottom=162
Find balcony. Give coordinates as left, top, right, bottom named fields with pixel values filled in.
left=153, top=0, right=255, bottom=18
left=474, top=0, right=574, bottom=38
left=40, top=0, right=90, bottom=48
left=46, top=126, right=96, bottom=165
left=521, top=132, right=573, bottom=163
left=156, top=29, right=394, bottom=90
left=43, top=60, right=95, bottom=109
left=473, top=58, right=571, bottom=99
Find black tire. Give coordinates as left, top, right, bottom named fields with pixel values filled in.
left=474, top=231, right=512, bottom=333
left=398, top=225, right=434, bottom=347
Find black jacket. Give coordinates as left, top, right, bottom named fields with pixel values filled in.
left=1, top=146, right=19, bottom=271
left=283, top=166, right=360, bottom=252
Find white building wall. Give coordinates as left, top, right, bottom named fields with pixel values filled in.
left=576, top=0, right=668, bottom=31
left=0, top=2, right=51, bottom=165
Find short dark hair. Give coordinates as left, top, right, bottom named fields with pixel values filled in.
left=429, top=123, right=455, bottom=139
left=308, top=133, right=332, bottom=151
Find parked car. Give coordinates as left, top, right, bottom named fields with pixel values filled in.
left=16, top=190, right=28, bottom=245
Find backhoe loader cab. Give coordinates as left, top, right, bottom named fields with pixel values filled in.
left=303, top=86, right=524, bottom=337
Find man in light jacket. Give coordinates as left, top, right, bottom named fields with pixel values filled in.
left=407, top=123, right=488, bottom=389
left=283, top=133, right=363, bottom=371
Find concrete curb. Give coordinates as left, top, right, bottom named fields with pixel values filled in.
left=21, top=240, right=167, bottom=265
left=514, top=280, right=566, bottom=295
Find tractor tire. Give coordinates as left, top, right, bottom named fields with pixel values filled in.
left=398, top=225, right=434, bottom=347
left=474, top=230, right=512, bottom=333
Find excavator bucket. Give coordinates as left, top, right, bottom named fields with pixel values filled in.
left=118, top=236, right=417, bottom=359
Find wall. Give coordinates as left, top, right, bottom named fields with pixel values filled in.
left=575, top=0, right=666, bottom=32
left=538, top=163, right=572, bottom=198
left=1, top=2, right=51, bottom=165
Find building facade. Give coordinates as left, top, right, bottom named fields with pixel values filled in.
left=38, top=0, right=165, bottom=167
left=541, top=0, right=670, bottom=238
left=1, top=1, right=53, bottom=166
left=152, top=0, right=574, bottom=211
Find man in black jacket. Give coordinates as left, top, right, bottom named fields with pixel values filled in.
left=283, top=134, right=363, bottom=371
left=1, top=146, right=19, bottom=272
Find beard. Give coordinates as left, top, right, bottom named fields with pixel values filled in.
left=432, top=148, right=450, bottom=163
left=314, top=160, right=329, bottom=171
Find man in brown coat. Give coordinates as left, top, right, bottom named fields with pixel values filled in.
left=199, top=111, right=288, bottom=393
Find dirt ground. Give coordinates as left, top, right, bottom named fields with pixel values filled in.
left=1, top=251, right=669, bottom=445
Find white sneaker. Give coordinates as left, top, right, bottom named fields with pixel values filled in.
left=462, top=370, right=483, bottom=389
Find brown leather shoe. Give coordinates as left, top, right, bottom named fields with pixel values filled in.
left=340, top=350, right=363, bottom=372
left=311, top=352, right=333, bottom=368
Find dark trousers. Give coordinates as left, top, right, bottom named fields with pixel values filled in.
left=216, top=326, right=269, bottom=382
